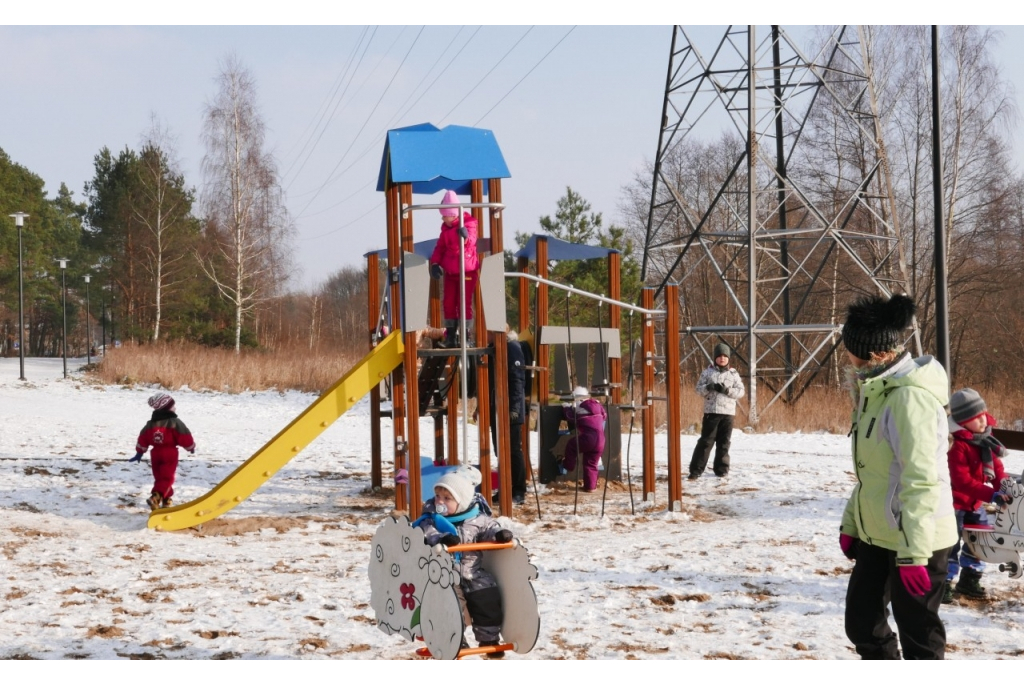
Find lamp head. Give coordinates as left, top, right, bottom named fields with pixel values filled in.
left=8, top=212, right=29, bottom=228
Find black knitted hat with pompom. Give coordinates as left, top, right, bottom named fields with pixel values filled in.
left=842, top=294, right=916, bottom=361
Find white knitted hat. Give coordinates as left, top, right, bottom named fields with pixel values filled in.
left=434, top=472, right=476, bottom=514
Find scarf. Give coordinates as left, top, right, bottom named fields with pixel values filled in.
left=967, top=426, right=1004, bottom=483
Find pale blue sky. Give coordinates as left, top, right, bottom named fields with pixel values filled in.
left=2, top=19, right=1023, bottom=290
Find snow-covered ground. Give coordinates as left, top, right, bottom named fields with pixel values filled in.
left=2, top=357, right=1023, bottom=665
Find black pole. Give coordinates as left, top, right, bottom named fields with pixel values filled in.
left=61, top=265, right=68, bottom=379
left=17, top=222, right=26, bottom=381
left=772, top=26, right=794, bottom=403
left=931, top=25, right=951, bottom=380
left=101, top=300, right=106, bottom=354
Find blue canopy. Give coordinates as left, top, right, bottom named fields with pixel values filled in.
left=376, top=123, right=510, bottom=195
left=513, top=234, right=620, bottom=261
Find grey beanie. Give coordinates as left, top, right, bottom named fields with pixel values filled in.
left=713, top=343, right=731, bottom=359
left=434, top=472, right=476, bottom=514
left=842, top=294, right=916, bottom=361
left=950, top=388, right=987, bottom=425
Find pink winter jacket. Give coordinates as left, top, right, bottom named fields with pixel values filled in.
left=430, top=213, right=479, bottom=275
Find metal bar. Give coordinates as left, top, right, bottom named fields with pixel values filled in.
left=506, top=272, right=663, bottom=315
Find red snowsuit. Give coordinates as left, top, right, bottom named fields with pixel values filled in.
left=135, top=409, right=195, bottom=499
left=948, top=413, right=1007, bottom=512
left=562, top=398, right=607, bottom=491
left=429, top=213, right=479, bottom=323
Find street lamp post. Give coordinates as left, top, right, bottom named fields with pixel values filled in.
left=84, top=274, right=91, bottom=366
left=57, top=258, right=69, bottom=379
left=8, top=212, right=28, bottom=381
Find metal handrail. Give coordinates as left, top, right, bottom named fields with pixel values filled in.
left=504, top=272, right=664, bottom=315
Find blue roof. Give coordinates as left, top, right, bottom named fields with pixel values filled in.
left=376, top=123, right=510, bottom=194
left=514, top=234, right=620, bottom=261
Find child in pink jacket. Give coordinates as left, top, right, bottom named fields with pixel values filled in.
left=429, top=189, right=479, bottom=347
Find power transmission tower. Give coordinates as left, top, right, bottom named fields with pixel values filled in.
left=642, top=25, right=912, bottom=424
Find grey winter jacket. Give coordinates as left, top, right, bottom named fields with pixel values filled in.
left=696, top=364, right=745, bottom=415
left=418, top=496, right=502, bottom=593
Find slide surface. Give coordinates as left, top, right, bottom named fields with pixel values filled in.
left=148, top=330, right=404, bottom=531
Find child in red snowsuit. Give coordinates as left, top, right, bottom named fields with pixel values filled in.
left=944, top=388, right=1010, bottom=602
left=562, top=386, right=607, bottom=492
left=429, top=189, right=479, bottom=347
left=130, top=393, right=196, bottom=510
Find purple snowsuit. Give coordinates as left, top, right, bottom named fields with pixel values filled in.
left=562, top=398, right=607, bottom=491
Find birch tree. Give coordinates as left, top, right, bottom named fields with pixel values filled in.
left=200, top=55, right=293, bottom=352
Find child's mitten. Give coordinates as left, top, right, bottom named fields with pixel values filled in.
left=128, top=452, right=143, bottom=463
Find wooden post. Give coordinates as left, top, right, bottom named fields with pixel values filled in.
left=665, top=284, right=681, bottom=510
left=517, top=255, right=534, bottom=482
left=472, top=179, right=493, bottom=507
left=642, top=287, right=656, bottom=501
left=608, top=252, right=622, bottom=406
left=386, top=183, right=407, bottom=513
left=368, top=253, right=383, bottom=490
left=400, top=183, right=422, bottom=518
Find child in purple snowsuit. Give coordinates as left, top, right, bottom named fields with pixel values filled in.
left=562, top=386, right=607, bottom=492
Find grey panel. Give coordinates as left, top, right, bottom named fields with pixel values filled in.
left=479, top=252, right=507, bottom=332
left=403, top=251, right=430, bottom=332
left=538, top=326, right=621, bottom=358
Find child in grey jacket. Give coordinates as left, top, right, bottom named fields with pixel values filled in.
left=688, top=343, right=745, bottom=479
left=415, top=470, right=513, bottom=657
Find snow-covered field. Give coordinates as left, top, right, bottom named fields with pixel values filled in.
left=2, top=357, right=1024, bottom=665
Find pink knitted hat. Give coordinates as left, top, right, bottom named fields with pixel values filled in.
left=439, top=189, right=460, bottom=217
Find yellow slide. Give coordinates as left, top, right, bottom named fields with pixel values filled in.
left=149, top=330, right=404, bottom=531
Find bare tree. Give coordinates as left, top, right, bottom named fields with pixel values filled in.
left=133, top=116, right=197, bottom=342
left=200, top=55, right=293, bottom=352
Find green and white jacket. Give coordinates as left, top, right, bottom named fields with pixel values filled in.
left=840, top=352, right=958, bottom=565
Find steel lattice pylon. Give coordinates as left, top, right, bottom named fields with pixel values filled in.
left=641, top=25, right=913, bottom=423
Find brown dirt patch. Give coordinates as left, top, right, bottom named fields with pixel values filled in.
left=86, top=625, right=125, bottom=638
left=186, top=516, right=326, bottom=536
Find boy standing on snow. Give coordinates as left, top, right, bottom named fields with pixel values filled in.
left=130, top=393, right=195, bottom=510
left=688, top=343, right=745, bottom=479
left=414, top=470, right=513, bottom=657
left=943, top=388, right=1011, bottom=603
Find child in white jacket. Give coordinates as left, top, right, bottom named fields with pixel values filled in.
left=688, top=343, right=744, bottom=479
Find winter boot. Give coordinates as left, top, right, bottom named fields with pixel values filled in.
left=955, top=573, right=987, bottom=599
left=146, top=492, right=163, bottom=511
left=438, top=327, right=457, bottom=349
left=162, top=497, right=173, bottom=508
left=941, top=582, right=955, bottom=604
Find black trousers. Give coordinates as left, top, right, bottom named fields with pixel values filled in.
left=688, top=413, right=733, bottom=477
left=845, top=541, right=952, bottom=659
left=490, top=421, right=527, bottom=498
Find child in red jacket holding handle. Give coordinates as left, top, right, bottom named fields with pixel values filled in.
left=943, top=388, right=1010, bottom=603
left=130, top=393, right=196, bottom=510
left=429, top=189, right=479, bottom=348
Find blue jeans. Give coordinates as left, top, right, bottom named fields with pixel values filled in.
left=947, top=508, right=986, bottom=582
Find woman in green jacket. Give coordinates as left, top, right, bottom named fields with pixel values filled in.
left=839, top=294, right=958, bottom=659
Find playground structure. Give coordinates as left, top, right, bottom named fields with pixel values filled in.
left=145, top=122, right=693, bottom=532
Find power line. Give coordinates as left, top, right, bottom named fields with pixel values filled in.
left=300, top=199, right=384, bottom=240
left=297, top=26, right=425, bottom=217
left=281, top=26, right=370, bottom=185
left=474, top=26, right=578, bottom=126
left=438, top=26, right=535, bottom=126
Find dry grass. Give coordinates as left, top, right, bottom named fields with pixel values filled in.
left=88, top=342, right=358, bottom=395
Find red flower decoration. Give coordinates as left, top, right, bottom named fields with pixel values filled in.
left=400, top=582, right=416, bottom=610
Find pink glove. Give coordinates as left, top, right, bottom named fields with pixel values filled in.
left=839, top=533, right=858, bottom=560
left=898, top=565, right=930, bottom=596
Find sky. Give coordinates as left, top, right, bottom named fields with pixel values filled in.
left=3, top=12, right=1024, bottom=293
left=2, top=355, right=1023, bottom=671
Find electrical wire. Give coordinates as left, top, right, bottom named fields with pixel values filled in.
left=437, top=26, right=535, bottom=126
left=297, top=26, right=425, bottom=217
left=473, top=26, right=577, bottom=127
